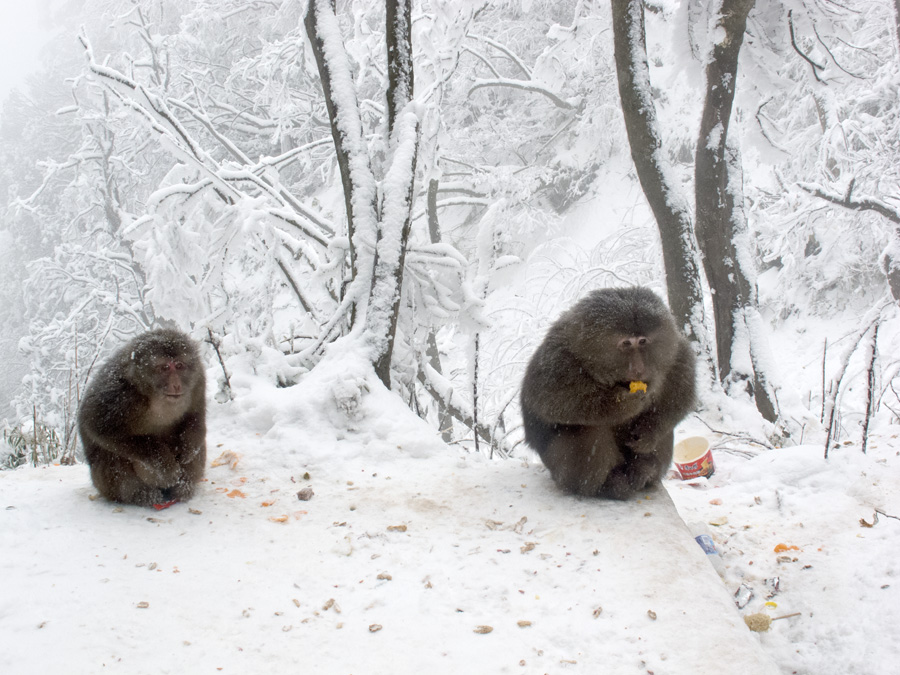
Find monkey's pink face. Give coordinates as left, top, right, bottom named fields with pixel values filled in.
left=152, top=358, right=191, bottom=399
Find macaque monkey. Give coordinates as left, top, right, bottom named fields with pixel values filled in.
left=520, top=287, right=696, bottom=499
left=78, top=329, right=206, bottom=507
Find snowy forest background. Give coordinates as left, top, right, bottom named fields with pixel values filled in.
left=2, top=0, right=900, bottom=467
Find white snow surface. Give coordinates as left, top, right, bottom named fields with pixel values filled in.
left=1, top=347, right=898, bottom=674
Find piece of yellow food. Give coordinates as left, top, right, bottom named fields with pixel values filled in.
left=629, top=381, right=648, bottom=394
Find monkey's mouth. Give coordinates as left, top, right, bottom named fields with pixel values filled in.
left=618, top=381, right=649, bottom=394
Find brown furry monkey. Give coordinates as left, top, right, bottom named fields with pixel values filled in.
left=520, top=287, right=696, bottom=499
left=78, top=329, right=206, bottom=507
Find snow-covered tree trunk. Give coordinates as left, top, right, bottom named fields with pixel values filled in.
left=694, top=0, right=776, bottom=422
left=610, top=0, right=707, bottom=345
left=370, top=0, right=420, bottom=387
left=306, top=0, right=420, bottom=389
left=304, top=0, right=376, bottom=307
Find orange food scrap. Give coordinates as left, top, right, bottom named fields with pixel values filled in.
left=709, top=498, right=723, bottom=505
left=269, top=514, right=289, bottom=523
left=211, top=450, right=242, bottom=469
left=773, top=543, right=799, bottom=553
left=226, top=489, right=246, bottom=499
left=629, top=381, right=648, bottom=394
left=261, top=500, right=276, bottom=507
left=215, top=487, right=228, bottom=493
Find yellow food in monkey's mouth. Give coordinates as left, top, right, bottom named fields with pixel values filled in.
left=629, top=381, right=648, bottom=394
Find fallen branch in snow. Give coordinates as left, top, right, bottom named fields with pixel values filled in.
left=692, top=416, right=773, bottom=453
left=416, top=364, right=509, bottom=457
left=875, top=508, right=900, bottom=523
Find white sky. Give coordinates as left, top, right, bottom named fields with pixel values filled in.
left=0, top=2, right=49, bottom=119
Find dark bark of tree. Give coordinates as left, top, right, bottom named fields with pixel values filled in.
left=894, top=0, right=900, bottom=54
left=386, top=0, right=413, bottom=135
left=306, top=0, right=419, bottom=390
left=610, top=0, right=707, bottom=344
left=304, top=0, right=362, bottom=291
left=370, top=0, right=419, bottom=388
left=425, top=177, right=453, bottom=442
left=694, top=0, right=776, bottom=422
left=695, top=0, right=753, bottom=380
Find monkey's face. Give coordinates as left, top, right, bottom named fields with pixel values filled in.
left=573, top=325, right=678, bottom=395
left=152, top=357, right=193, bottom=399
left=129, top=353, right=197, bottom=403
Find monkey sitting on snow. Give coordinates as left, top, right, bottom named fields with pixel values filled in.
left=520, top=287, right=696, bottom=499
left=78, top=329, right=207, bottom=507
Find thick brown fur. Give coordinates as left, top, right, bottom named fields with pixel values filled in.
left=78, top=329, right=207, bottom=506
left=520, top=287, right=696, bottom=499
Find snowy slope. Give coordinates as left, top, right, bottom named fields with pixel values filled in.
left=0, top=352, right=780, bottom=675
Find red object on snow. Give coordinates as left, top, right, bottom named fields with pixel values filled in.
left=152, top=500, right=178, bottom=510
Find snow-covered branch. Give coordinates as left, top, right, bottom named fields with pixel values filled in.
left=799, top=180, right=900, bottom=225
left=469, top=78, right=579, bottom=110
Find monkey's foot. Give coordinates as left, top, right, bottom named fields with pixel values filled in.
left=164, top=480, right=196, bottom=502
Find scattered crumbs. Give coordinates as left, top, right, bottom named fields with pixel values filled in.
left=387, top=524, right=407, bottom=532
left=474, top=625, right=493, bottom=634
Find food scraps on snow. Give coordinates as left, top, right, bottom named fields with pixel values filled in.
left=773, top=543, right=800, bottom=553
left=210, top=450, right=241, bottom=469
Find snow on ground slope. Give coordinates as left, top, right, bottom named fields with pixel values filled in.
left=667, top=425, right=900, bottom=675
left=0, top=353, right=779, bottom=675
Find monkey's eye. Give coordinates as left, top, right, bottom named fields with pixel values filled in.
left=174, top=361, right=186, bottom=370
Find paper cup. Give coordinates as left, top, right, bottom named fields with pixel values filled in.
left=673, top=436, right=715, bottom=480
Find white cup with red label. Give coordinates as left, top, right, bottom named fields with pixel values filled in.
left=673, top=436, right=715, bottom=480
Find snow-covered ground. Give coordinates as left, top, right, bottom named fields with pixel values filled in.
left=2, top=349, right=897, bottom=674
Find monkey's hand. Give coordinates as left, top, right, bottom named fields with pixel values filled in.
left=132, top=452, right=180, bottom=488
left=622, top=431, right=661, bottom=455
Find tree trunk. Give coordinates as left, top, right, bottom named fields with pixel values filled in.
left=386, top=0, right=413, bottom=136
left=610, top=0, right=707, bottom=345
left=369, top=0, right=419, bottom=388
left=694, top=0, right=776, bottom=422
left=306, top=0, right=419, bottom=390
left=425, top=176, right=453, bottom=442
left=305, top=0, right=373, bottom=307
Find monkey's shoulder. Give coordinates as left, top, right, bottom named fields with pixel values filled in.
left=663, top=338, right=697, bottom=391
